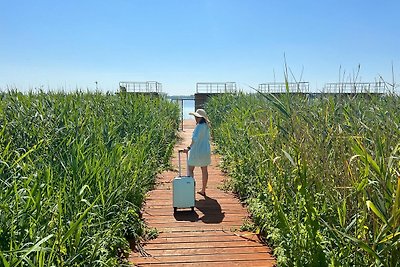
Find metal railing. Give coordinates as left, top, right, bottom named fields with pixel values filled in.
left=196, top=82, right=237, bottom=93
left=322, top=82, right=386, bottom=94
left=119, top=81, right=162, bottom=93
left=258, top=82, right=309, bottom=93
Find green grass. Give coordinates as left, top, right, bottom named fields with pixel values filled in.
left=0, top=90, right=179, bottom=266
left=207, top=92, right=400, bottom=266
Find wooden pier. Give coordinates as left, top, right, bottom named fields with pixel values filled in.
left=257, top=81, right=389, bottom=95
left=129, top=120, right=275, bottom=267
left=119, top=81, right=162, bottom=96
left=194, top=82, right=237, bottom=110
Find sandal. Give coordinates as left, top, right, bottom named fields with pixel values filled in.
left=197, top=191, right=206, bottom=197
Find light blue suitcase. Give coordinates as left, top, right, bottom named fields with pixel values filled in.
left=173, top=150, right=195, bottom=212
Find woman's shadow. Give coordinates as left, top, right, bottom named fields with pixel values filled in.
left=195, top=195, right=225, bottom=224
left=172, top=195, right=225, bottom=223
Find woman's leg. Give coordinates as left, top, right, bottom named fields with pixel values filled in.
left=188, top=165, right=195, bottom=177
left=200, top=166, right=208, bottom=194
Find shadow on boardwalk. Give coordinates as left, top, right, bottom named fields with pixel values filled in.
left=196, top=196, right=225, bottom=224
left=172, top=196, right=225, bottom=224
left=173, top=211, right=199, bottom=222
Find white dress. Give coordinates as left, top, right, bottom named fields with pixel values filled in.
left=188, top=123, right=211, bottom=167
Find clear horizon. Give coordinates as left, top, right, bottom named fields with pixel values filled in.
left=1, top=0, right=400, bottom=94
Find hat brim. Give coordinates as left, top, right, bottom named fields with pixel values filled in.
left=189, top=112, right=210, bottom=122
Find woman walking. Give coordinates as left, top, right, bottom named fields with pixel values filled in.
left=182, top=108, right=211, bottom=197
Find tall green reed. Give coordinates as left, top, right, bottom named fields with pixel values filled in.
left=0, top=91, right=179, bottom=266
left=207, top=92, right=400, bottom=266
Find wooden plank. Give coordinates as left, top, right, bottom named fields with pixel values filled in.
left=131, top=253, right=272, bottom=264
left=147, top=190, right=238, bottom=198
left=148, top=231, right=264, bottom=243
left=147, top=217, right=245, bottom=224
left=140, top=246, right=269, bottom=256
left=144, top=216, right=248, bottom=224
left=152, top=225, right=243, bottom=232
left=144, top=195, right=244, bottom=202
left=137, top=241, right=264, bottom=250
left=131, top=261, right=274, bottom=267
left=145, top=203, right=247, bottom=209
left=153, top=230, right=249, bottom=238
left=143, top=210, right=246, bottom=217
left=145, top=235, right=257, bottom=244
left=143, top=210, right=247, bottom=216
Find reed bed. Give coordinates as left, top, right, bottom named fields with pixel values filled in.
left=207, top=92, right=400, bottom=266
left=0, top=91, right=179, bottom=266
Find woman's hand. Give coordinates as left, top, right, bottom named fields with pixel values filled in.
left=181, top=146, right=191, bottom=153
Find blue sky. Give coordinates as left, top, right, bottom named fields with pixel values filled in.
left=1, top=0, right=399, bottom=94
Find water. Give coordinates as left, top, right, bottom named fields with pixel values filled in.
left=178, top=99, right=195, bottom=119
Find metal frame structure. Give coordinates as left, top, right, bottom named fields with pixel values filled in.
left=119, top=81, right=162, bottom=93
left=258, top=82, right=310, bottom=93
left=196, top=82, right=237, bottom=93
left=322, top=82, right=387, bottom=94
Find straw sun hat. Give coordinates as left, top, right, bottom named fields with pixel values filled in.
left=189, top=109, right=210, bottom=122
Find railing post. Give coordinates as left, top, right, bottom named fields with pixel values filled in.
left=181, top=99, right=184, bottom=131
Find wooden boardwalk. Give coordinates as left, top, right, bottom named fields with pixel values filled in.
left=129, top=120, right=275, bottom=267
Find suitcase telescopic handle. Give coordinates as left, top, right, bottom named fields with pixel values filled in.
left=178, top=150, right=189, bottom=177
